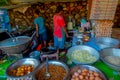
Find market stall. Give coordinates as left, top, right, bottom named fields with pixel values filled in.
left=0, top=0, right=120, bottom=80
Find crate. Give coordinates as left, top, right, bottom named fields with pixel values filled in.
left=94, top=20, right=113, bottom=38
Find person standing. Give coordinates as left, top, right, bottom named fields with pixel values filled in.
left=53, top=5, right=69, bottom=52
left=34, top=9, right=47, bottom=48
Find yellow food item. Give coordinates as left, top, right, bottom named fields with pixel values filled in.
left=8, top=65, right=34, bottom=77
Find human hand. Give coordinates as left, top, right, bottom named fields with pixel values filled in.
left=36, top=33, right=39, bottom=37
left=66, top=34, right=70, bottom=38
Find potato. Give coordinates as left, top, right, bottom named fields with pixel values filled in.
left=89, top=74, right=94, bottom=77
left=95, top=76, right=102, bottom=80
left=94, top=72, right=99, bottom=77
left=77, top=69, right=82, bottom=74
left=85, top=76, right=89, bottom=80
left=74, top=72, right=79, bottom=77
left=74, top=77, right=79, bottom=80
left=82, top=68, right=88, bottom=72
left=89, top=76, right=95, bottom=80
left=71, top=68, right=103, bottom=80
left=72, top=75, right=76, bottom=78
left=89, top=70, right=94, bottom=74
left=81, top=72, right=87, bottom=76
left=79, top=75, right=84, bottom=79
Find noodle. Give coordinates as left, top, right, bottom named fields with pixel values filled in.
left=35, top=65, right=66, bottom=80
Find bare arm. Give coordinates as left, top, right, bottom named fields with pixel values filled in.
left=35, top=24, right=39, bottom=37
left=63, top=27, right=69, bottom=38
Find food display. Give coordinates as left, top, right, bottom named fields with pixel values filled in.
left=71, top=68, right=103, bottom=80
left=8, top=65, right=34, bottom=77
left=104, top=56, right=120, bottom=66
left=67, top=45, right=99, bottom=65
left=68, top=65, right=107, bottom=80
left=35, top=64, right=66, bottom=80
left=70, top=50, right=97, bottom=64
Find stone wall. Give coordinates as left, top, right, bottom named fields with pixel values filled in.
left=8, top=0, right=88, bottom=32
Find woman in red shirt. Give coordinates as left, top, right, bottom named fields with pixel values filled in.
left=53, top=5, right=68, bottom=52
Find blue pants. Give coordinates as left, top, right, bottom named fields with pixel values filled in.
left=39, top=31, right=47, bottom=41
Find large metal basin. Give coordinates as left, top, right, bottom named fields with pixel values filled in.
left=34, top=60, right=69, bottom=80
left=68, top=65, right=107, bottom=80
left=0, top=36, right=31, bottom=54
left=6, top=58, right=40, bottom=79
left=67, top=45, right=100, bottom=65
left=95, top=37, right=119, bottom=50
left=100, top=48, right=120, bottom=71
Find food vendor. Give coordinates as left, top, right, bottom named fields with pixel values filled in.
left=53, top=5, right=69, bottom=53
left=33, top=9, right=47, bottom=48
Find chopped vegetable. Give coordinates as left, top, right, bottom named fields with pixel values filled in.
left=70, top=50, right=96, bottom=63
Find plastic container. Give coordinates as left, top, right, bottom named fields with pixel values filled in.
left=29, top=51, right=41, bottom=60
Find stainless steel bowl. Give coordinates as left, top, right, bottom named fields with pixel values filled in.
left=34, top=60, right=69, bottom=80
left=95, top=37, right=119, bottom=50
left=6, top=58, right=40, bottom=79
left=100, top=48, right=120, bottom=71
left=67, top=45, right=100, bottom=65
left=68, top=65, right=107, bottom=80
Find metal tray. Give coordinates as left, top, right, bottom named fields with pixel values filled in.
left=68, top=65, right=107, bottom=80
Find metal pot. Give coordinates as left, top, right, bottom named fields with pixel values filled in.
left=0, top=32, right=36, bottom=55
